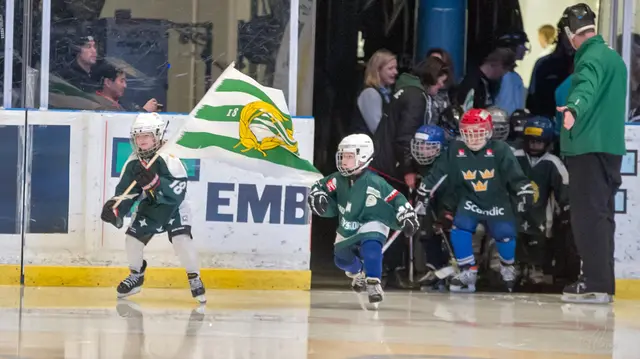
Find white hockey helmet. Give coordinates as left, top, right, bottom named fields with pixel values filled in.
left=130, top=112, right=167, bottom=160
left=336, top=134, right=374, bottom=176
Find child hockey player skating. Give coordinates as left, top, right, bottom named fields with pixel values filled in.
left=417, top=109, right=535, bottom=293
left=514, top=117, right=570, bottom=286
left=410, top=125, right=457, bottom=291
left=307, top=134, right=420, bottom=304
left=100, top=113, right=206, bottom=304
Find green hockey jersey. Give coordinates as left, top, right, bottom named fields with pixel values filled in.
left=115, top=152, right=188, bottom=228
left=422, top=140, right=532, bottom=221
left=513, top=149, right=569, bottom=236
left=311, top=170, right=410, bottom=250
left=417, top=162, right=457, bottom=215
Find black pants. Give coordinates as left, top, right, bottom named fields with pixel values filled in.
left=516, top=233, right=546, bottom=267
left=566, top=153, right=621, bottom=294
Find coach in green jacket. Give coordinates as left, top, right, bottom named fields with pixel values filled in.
left=557, top=3, right=627, bottom=304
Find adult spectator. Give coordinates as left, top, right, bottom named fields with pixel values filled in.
left=92, top=61, right=159, bottom=112
left=370, top=57, right=448, bottom=288
left=494, top=31, right=529, bottom=115
left=426, top=48, right=455, bottom=110
left=556, top=3, right=626, bottom=304
left=55, top=34, right=100, bottom=93
left=372, top=56, right=449, bottom=191
left=538, top=24, right=557, bottom=58
left=353, top=49, right=398, bottom=135
left=455, top=48, right=515, bottom=110
left=528, top=18, right=575, bottom=119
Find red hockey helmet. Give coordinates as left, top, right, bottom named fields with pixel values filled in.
left=460, top=108, right=493, bottom=151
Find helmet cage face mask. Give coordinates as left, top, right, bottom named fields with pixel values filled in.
left=411, top=138, right=442, bottom=165
left=492, top=122, right=510, bottom=141
left=130, top=116, right=167, bottom=161
left=460, top=124, right=492, bottom=151
left=336, top=144, right=373, bottom=177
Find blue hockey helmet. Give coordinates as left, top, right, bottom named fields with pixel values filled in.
left=523, top=116, right=555, bottom=156
left=411, top=125, right=446, bottom=165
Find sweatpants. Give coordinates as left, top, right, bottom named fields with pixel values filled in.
left=566, top=153, right=621, bottom=295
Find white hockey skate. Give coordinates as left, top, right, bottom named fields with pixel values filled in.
left=449, top=266, right=477, bottom=293
left=117, top=260, right=147, bottom=298
left=188, top=273, right=207, bottom=304
left=500, top=264, right=517, bottom=292
left=346, top=271, right=366, bottom=293
left=366, top=277, right=384, bottom=306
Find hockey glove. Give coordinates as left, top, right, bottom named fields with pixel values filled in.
left=415, top=182, right=431, bottom=207
left=516, top=183, right=536, bottom=213
left=436, top=211, right=454, bottom=231
left=134, top=163, right=160, bottom=199
left=397, top=203, right=420, bottom=237
left=101, top=199, right=123, bottom=229
left=307, top=187, right=329, bottom=215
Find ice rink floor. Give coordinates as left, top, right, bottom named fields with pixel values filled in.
left=0, top=286, right=639, bottom=359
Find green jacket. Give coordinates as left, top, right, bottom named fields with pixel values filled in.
left=561, top=35, right=627, bottom=156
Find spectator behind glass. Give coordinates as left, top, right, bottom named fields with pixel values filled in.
left=92, top=61, right=127, bottom=111
left=455, top=48, right=515, bottom=110
left=494, top=31, right=529, bottom=116
left=55, top=34, right=100, bottom=93
left=371, top=56, right=449, bottom=191
left=528, top=18, right=575, bottom=119
left=92, top=61, right=159, bottom=112
left=354, top=49, right=398, bottom=135
left=538, top=24, right=557, bottom=58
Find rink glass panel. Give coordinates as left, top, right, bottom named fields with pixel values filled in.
left=43, top=0, right=292, bottom=113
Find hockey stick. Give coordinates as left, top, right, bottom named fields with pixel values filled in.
left=382, top=174, right=448, bottom=253
left=428, top=207, right=459, bottom=278
left=110, top=152, right=161, bottom=211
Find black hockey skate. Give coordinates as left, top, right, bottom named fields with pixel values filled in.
left=561, top=277, right=613, bottom=304
left=117, top=260, right=147, bottom=298
left=500, top=263, right=517, bottom=293
left=188, top=273, right=207, bottom=304
left=347, top=271, right=366, bottom=293
left=366, top=277, right=384, bottom=304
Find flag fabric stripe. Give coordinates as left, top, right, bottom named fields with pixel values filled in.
left=216, top=79, right=292, bottom=121
left=177, top=131, right=320, bottom=173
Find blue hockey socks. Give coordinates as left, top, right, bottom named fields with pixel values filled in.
left=450, top=228, right=476, bottom=266
left=495, top=237, right=516, bottom=264
left=360, top=240, right=383, bottom=279
left=334, top=247, right=362, bottom=274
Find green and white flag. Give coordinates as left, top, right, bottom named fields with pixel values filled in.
left=164, top=63, right=322, bottom=185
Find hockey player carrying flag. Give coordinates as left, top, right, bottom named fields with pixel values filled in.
left=307, top=134, right=420, bottom=305
left=417, top=109, right=535, bottom=293
left=101, top=113, right=206, bottom=304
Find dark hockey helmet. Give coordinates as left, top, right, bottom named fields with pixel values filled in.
left=487, top=106, right=509, bottom=141
left=560, top=3, right=596, bottom=41
left=509, top=109, right=531, bottom=140
left=523, top=116, right=555, bottom=156
left=438, top=105, right=463, bottom=140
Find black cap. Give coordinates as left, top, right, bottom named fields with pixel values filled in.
left=496, top=30, right=529, bottom=48
left=560, top=3, right=596, bottom=38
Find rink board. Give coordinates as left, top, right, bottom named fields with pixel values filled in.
left=0, top=110, right=314, bottom=290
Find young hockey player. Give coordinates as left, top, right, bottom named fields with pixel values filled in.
left=487, top=106, right=510, bottom=141
left=514, top=117, right=570, bottom=286
left=507, top=109, right=531, bottom=150
left=100, top=113, right=206, bottom=304
left=417, top=109, right=535, bottom=293
left=307, top=134, right=420, bottom=304
left=410, top=125, right=456, bottom=291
